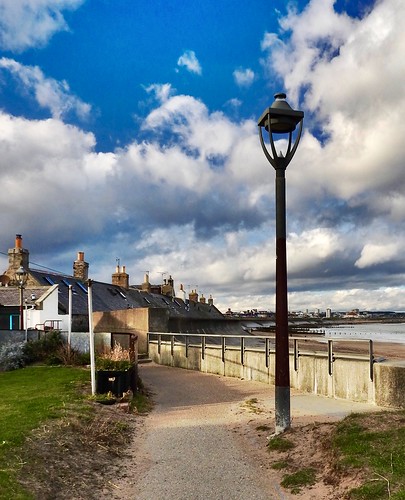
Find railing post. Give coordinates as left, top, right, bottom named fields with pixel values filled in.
left=171, top=335, right=174, bottom=357
left=265, top=338, right=270, bottom=368
left=369, top=339, right=374, bottom=381
left=185, top=335, right=189, bottom=358
left=328, top=339, right=334, bottom=376
left=241, top=337, right=245, bottom=365
left=221, top=336, right=225, bottom=363
left=158, top=334, right=161, bottom=355
left=202, top=336, right=205, bottom=360
left=294, top=338, right=299, bottom=371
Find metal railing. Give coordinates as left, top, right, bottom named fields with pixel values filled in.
left=147, top=333, right=378, bottom=381
left=35, top=319, right=62, bottom=331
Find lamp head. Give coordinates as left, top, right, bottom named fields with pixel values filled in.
left=15, top=266, right=27, bottom=285
left=258, top=93, right=304, bottom=134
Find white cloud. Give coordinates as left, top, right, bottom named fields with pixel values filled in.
left=2, top=0, right=405, bottom=314
left=0, top=0, right=84, bottom=52
left=233, top=67, right=255, bottom=87
left=0, top=58, right=91, bottom=120
left=261, top=0, right=405, bottom=206
left=0, top=111, right=114, bottom=241
left=177, top=50, right=202, bottom=75
left=355, top=243, right=399, bottom=269
left=144, top=83, right=175, bottom=104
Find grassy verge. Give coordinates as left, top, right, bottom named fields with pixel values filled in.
left=0, top=366, right=90, bottom=498
left=333, top=411, right=405, bottom=499
left=266, top=410, right=405, bottom=498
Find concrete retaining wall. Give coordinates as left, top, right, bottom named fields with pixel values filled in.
left=149, top=341, right=405, bottom=407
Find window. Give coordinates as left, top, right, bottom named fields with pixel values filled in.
left=76, top=282, right=88, bottom=294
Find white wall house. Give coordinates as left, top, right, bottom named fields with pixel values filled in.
left=25, top=285, right=69, bottom=332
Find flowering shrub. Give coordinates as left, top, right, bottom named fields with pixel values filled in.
left=0, top=342, right=26, bottom=371
left=96, top=343, right=133, bottom=371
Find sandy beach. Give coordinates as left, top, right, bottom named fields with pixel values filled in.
left=294, top=337, right=405, bottom=361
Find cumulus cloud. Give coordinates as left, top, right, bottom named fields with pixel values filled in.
left=0, top=58, right=91, bottom=120
left=355, top=243, right=400, bottom=268
left=0, top=110, right=118, bottom=249
left=0, top=0, right=84, bottom=52
left=260, top=0, right=405, bottom=251
left=233, top=67, right=255, bottom=87
left=2, top=0, right=405, bottom=313
left=144, top=83, right=175, bottom=104
left=177, top=50, right=202, bottom=75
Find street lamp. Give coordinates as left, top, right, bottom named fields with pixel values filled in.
left=15, top=265, right=28, bottom=331
left=258, top=93, right=304, bottom=434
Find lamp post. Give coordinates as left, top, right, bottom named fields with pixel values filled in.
left=258, top=93, right=304, bottom=434
left=15, top=265, right=28, bottom=331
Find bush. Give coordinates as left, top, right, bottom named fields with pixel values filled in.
left=0, top=342, right=26, bottom=371
left=22, top=331, right=64, bottom=365
left=22, top=332, right=88, bottom=367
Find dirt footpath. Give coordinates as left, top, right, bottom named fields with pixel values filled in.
left=107, top=363, right=377, bottom=500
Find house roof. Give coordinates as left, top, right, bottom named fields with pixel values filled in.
left=28, top=269, right=224, bottom=320
left=0, top=286, right=52, bottom=307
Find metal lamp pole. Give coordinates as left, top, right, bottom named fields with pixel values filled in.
left=258, top=93, right=304, bottom=434
left=15, top=265, right=28, bottom=331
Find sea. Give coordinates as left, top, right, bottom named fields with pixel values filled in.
left=310, top=323, right=405, bottom=345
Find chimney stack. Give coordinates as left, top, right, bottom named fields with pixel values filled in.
left=112, top=264, right=129, bottom=289
left=142, top=272, right=151, bottom=292
left=6, top=234, right=29, bottom=282
left=73, top=251, right=89, bottom=281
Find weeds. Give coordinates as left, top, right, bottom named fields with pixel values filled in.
left=241, top=398, right=264, bottom=414
left=96, top=342, right=133, bottom=371
left=267, top=435, right=295, bottom=452
left=281, top=468, right=316, bottom=494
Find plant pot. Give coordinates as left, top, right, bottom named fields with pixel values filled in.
left=96, top=367, right=136, bottom=397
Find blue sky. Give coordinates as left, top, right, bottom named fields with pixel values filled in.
left=1, top=0, right=405, bottom=313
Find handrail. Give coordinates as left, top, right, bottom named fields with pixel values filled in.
left=147, top=332, right=378, bottom=381
left=35, top=320, right=62, bottom=331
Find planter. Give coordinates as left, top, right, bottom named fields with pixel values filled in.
left=96, top=366, right=137, bottom=397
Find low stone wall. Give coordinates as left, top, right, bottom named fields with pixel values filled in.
left=149, top=341, right=405, bottom=407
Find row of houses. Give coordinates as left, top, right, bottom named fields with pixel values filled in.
left=0, top=235, right=242, bottom=352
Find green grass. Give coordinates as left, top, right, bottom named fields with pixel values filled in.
left=131, top=391, right=154, bottom=414
left=267, top=435, right=295, bottom=452
left=333, top=411, right=405, bottom=499
left=0, top=366, right=90, bottom=498
left=281, top=468, right=316, bottom=494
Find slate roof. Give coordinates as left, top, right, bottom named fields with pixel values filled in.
left=0, top=286, right=51, bottom=307
left=28, top=269, right=224, bottom=320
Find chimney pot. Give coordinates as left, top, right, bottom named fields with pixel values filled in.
left=15, top=234, right=22, bottom=249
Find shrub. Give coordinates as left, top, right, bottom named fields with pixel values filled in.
left=22, top=331, right=64, bottom=365
left=0, top=342, right=26, bottom=371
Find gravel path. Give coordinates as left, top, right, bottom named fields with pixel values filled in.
left=112, top=363, right=289, bottom=500
left=109, top=363, right=376, bottom=500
